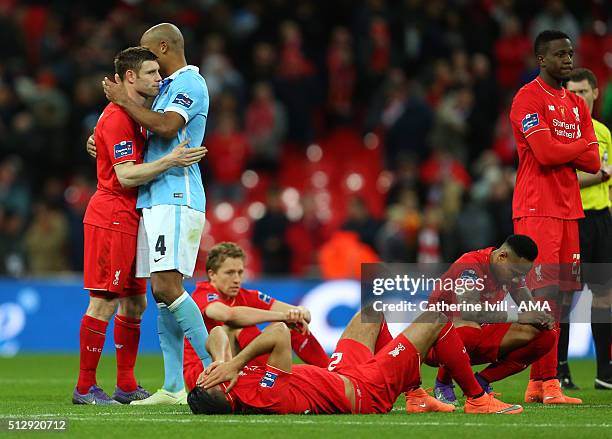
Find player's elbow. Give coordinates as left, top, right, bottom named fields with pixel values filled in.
left=157, top=121, right=181, bottom=139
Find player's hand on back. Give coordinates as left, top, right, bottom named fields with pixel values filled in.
left=168, top=139, right=208, bottom=167
left=200, top=360, right=239, bottom=393
left=86, top=131, right=96, bottom=158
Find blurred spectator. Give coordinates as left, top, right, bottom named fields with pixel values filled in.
left=245, top=82, right=287, bottom=173
left=468, top=53, right=499, bottom=160
left=319, top=229, right=379, bottom=279
left=200, top=34, right=245, bottom=104
left=286, top=193, right=326, bottom=275
left=252, top=187, right=290, bottom=274
left=275, top=20, right=318, bottom=145
left=23, top=200, right=69, bottom=275
left=367, top=69, right=433, bottom=167
left=341, top=196, right=381, bottom=250
left=326, top=26, right=357, bottom=124
left=0, top=156, right=30, bottom=219
left=530, top=0, right=580, bottom=46
left=206, top=112, right=251, bottom=201
left=0, top=209, right=26, bottom=277
left=430, top=85, right=474, bottom=162
left=495, top=16, right=531, bottom=90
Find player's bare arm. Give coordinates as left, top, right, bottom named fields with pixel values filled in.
left=103, top=74, right=185, bottom=139
left=578, top=165, right=611, bottom=188
left=114, top=139, right=207, bottom=188
left=457, top=286, right=509, bottom=324
left=205, top=302, right=286, bottom=327
left=202, top=324, right=293, bottom=392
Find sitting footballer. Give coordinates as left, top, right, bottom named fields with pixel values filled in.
left=183, top=242, right=329, bottom=391
left=426, top=235, right=567, bottom=405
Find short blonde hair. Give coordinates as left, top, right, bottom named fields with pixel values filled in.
left=206, top=242, right=245, bottom=273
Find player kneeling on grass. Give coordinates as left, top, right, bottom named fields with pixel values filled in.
left=73, top=47, right=207, bottom=405
left=183, top=242, right=329, bottom=391
left=427, top=235, right=558, bottom=406
left=187, top=306, right=524, bottom=415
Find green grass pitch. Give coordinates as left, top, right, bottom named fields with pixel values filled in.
left=0, top=355, right=610, bottom=438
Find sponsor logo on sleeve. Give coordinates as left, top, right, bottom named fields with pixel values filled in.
left=258, top=292, right=272, bottom=304
left=207, top=293, right=219, bottom=302
left=113, top=140, right=133, bottom=159
left=172, top=93, right=193, bottom=108
left=521, top=113, right=539, bottom=133
left=459, top=269, right=479, bottom=281
left=259, top=371, right=278, bottom=388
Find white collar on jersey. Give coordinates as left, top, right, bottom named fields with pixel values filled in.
left=164, top=65, right=200, bottom=82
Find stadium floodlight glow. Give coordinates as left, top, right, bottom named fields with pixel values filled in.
left=231, top=216, right=250, bottom=234
left=241, top=170, right=259, bottom=188
left=311, top=170, right=328, bottom=189
left=214, top=202, right=234, bottom=222
left=363, top=132, right=379, bottom=150
left=306, top=144, right=323, bottom=162
left=247, top=201, right=266, bottom=220
left=281, top=187, right=300, bottom=207
left=346, top=173, right=364, bottom=191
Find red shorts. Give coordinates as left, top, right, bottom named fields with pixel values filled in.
left=328, top=335, right=420, bottom=414
left=83, top=224, right=146, bottom=297
left=467, top=323, right=512, bottom=365
left=513, top=217, right=581, bottom=291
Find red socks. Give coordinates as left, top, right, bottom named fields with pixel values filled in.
left=479, top=329, right=556, bottom=383
left=114, top=315, right=141, bottom=392
left=431, top=322, right=483, bottom=397
left=530, top=298, right=560, bottom=380
left=77, top=315, right=108, bottom=394
left=436, top=325, right=482, bottom=383
left=290, top=330, right=329, bottom=368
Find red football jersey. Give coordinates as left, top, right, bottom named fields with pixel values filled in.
left=223, top=364, right=351, bottom=414
left=510, top=77, right=599, bottom=220
left=83, top=103, right=144, bottom=236
left=184, top=282, right=276, bottom=375
left=193, top=281, right=276, bottom=333
left=428, top=247, right=520, bottom=316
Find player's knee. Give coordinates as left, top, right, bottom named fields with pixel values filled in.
left=415, top=310, right=448, bottom=327
left=119, top=295, right=147, bottom=317
left=86, top=295, right=118, bottom=321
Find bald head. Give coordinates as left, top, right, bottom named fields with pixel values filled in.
left=141, top=23, right=184, bottom=53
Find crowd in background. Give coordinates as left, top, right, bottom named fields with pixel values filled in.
left=1, top=0, right=612, bottom=278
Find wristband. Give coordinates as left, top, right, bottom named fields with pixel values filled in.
left=507, top=307, right=519, bottom=323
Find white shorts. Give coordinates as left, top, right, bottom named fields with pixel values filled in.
left=136, top=205, right=206, bottom=278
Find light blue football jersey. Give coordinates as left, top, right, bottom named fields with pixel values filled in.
left=137, top=65, right=208, bottom=212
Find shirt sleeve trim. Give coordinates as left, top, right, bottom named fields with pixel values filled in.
left=587, top=141, right=599, bottom=146
left=524, top=128, right=550, bottom=138
left=112, top=159, right=137, bottom=166
left=165, top=106, right=189, bottom=123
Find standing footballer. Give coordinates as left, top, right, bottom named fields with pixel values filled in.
left=75, top=47, right=206, bottom=405
left=103, top=23, right=212, bottom=404
left=509, top=30, right=600, bottom=404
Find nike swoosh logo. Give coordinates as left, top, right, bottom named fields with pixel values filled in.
left=154, top=257, right=164, bottom=263
left=496, top=405, right=521, bottom=413
left=418, top=403, right=427, bottom=408
left=543, top=396, right=558, bottom=401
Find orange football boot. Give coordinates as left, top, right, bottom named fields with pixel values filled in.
left=405, top=388, right=456, bottom=413
left=542, top=379, right=582, bottom=404
left=524, top=379, right=543, bottom=403
left=464, top=393, right=523, bottom=414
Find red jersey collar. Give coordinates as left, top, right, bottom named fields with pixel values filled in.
left=535, top=77, right=566, bottom=99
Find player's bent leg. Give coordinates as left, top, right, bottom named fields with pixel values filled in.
left=476, top=324, right=555, bottom=400
left=336, top=305, right=385, bottom=354
left=73, top=294, right=120, bottom=405
left=111, top=295, right=151, bottom=404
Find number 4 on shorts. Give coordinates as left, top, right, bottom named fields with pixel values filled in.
left=155, top=235, right=167, bottom=255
